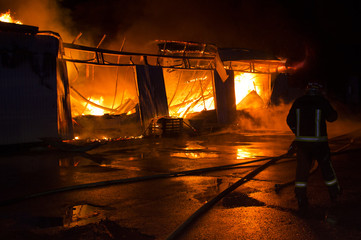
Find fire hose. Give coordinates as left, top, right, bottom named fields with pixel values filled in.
left=166, top=137, right=357, bottom=240
left=275, top=160, right=318, bottom=194
left=0, top=155, right=292, bottom=207
left=274, top=137, right=355, bottom=194
left=166, top=153, right=289, bottom=240
left=0, top=136, right=356, bottom=208
left=0, top=134, right=357, bottom=240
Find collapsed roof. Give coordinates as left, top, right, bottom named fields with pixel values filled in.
left=0, top=20, right=288, bottom=142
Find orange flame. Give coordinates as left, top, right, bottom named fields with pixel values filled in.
left=234, top=72, right=271, bottom=109
left=234, top=73, right=257, bottom=104
left=83, top=97, right=105, bottom=116
left=169, top=97, right=214, bottom=118
left=0, top=10, right=22, bottom=24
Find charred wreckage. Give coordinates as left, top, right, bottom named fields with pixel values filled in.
left=0, top=21, right=288, bottom=146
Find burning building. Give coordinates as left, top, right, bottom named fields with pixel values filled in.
left=0, top=12, right=287, bottom=145
left=64, top=40, right=286, bottom=139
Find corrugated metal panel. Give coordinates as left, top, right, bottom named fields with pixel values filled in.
left=0, top=32, right=60, bottom=145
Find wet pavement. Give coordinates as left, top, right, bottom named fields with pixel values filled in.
left=1, top=126, right=361, bottom=240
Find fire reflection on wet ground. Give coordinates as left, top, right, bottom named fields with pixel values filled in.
left=64, top=204, right=107, bottom=228
left=0, top=130, right=298, bottom=239
left=81, top=130, right=293, bottom=173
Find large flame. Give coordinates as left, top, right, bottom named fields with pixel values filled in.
left=83, top=97, right=105, bottom=116
left=0, top=10, right=22, bottom=24
left=234, top=73, right=257, bottom=104
left=169, top=97, right=214, bottom=118
left=164, top=72, right=215, bottom=118
left=234, top=72, right=270, bottom=109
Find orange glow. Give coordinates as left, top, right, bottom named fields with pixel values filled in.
left=234, top=73, right=257, bottom=104
left=64, top=204, right=105, bottom=227
left=236, top=148, right=256, bottom=159
left=170, top=97, right=214, bottom=118
left=287, top=59, right=306, bottom=72
left=236, top=145, right=270, bottom=160
left=164, top=71, right=215, bottom=118
left=0, top=10, right=22, bottom=24
left=234, top=72, right=271, bottom=109
left=171, top=151, right=219, bottom=159
left=83, top=97, right=105, bottom=116
left=66, top=55, right=139, bottom=117
left=127, top=109, right=136, bottom=115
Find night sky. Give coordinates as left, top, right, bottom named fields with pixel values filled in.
left=1, top=0, right=360, bottom=101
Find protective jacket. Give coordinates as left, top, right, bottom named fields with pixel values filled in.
left=287, top=94, right=337, bottom=142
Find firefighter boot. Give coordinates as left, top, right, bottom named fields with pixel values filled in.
left=326, top=188, right=342, bottom=224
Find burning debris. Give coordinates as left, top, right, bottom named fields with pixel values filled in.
left=0, top=11, right=289, bottom=145
left=63, top=40, right=286, bottom=138
left=0, top=10, right=22, bottom=24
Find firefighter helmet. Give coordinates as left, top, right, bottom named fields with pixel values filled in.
left=307, top=82, right=323, bottom=89
left=306, top=82, right=323, bottom=95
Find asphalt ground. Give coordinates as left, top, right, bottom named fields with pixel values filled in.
left=0, top=127, right=360, bottom=240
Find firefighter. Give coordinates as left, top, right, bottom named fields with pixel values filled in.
left=286, top=82, right=341, bottom=215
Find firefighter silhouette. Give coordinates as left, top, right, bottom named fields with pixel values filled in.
left=287, top=82, right=341, bottom=214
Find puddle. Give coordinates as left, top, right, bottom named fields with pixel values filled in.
left=222, top=192, right=265, bottom=208
left=171, top=151, right=219, bottom=159
left=19, top=218, right=155, bottom=239
left=60, top=219, right=155, bottom=239
left=192, top=178, right=228, bottom=203
left=59, top=157, right=99, bottom=167
left=27, top=203, right=152, bottom=240
left=100, top=161, right=142, bottom=171
left=63, top=204, right=107, bottom=228
left=62, top=206, right=155, bottom=239
left=236, top=147, right=259, bottom=159
left=192, top=182, right=266, bottom=208
left=168, top=142, right=220, bottom=159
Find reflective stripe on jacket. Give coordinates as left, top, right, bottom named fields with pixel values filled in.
left=287, top=94, right=337, bottom=142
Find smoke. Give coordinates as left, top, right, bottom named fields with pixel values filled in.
left=231, top=97, right=361, bottom=142
left=231, top=99, right=361, bottom=143
left=118, top=0, right=297, bottom=54
left=13, top=0, right=301, bottom=59
left=0, top=0, right=315, bottom=60
left=2, top=0, right=357, bottom=68
left=0, top=0, right=76, bottom=42
left=234, top=102, right=292, bottom=133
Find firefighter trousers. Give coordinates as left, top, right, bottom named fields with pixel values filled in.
left=294, top=141, right=341, bottom=203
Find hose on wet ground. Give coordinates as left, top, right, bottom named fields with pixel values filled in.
left=166, top=153, right=288, bottom=240
left=274, top=137, right=355, bottom=194
left=1, top=135, right=357, bottom=207
left=0, top=155, right=292, bottom=206
left=275, top=161, right=319, bottom=194
left=166, top=137, right=357, bottom=239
